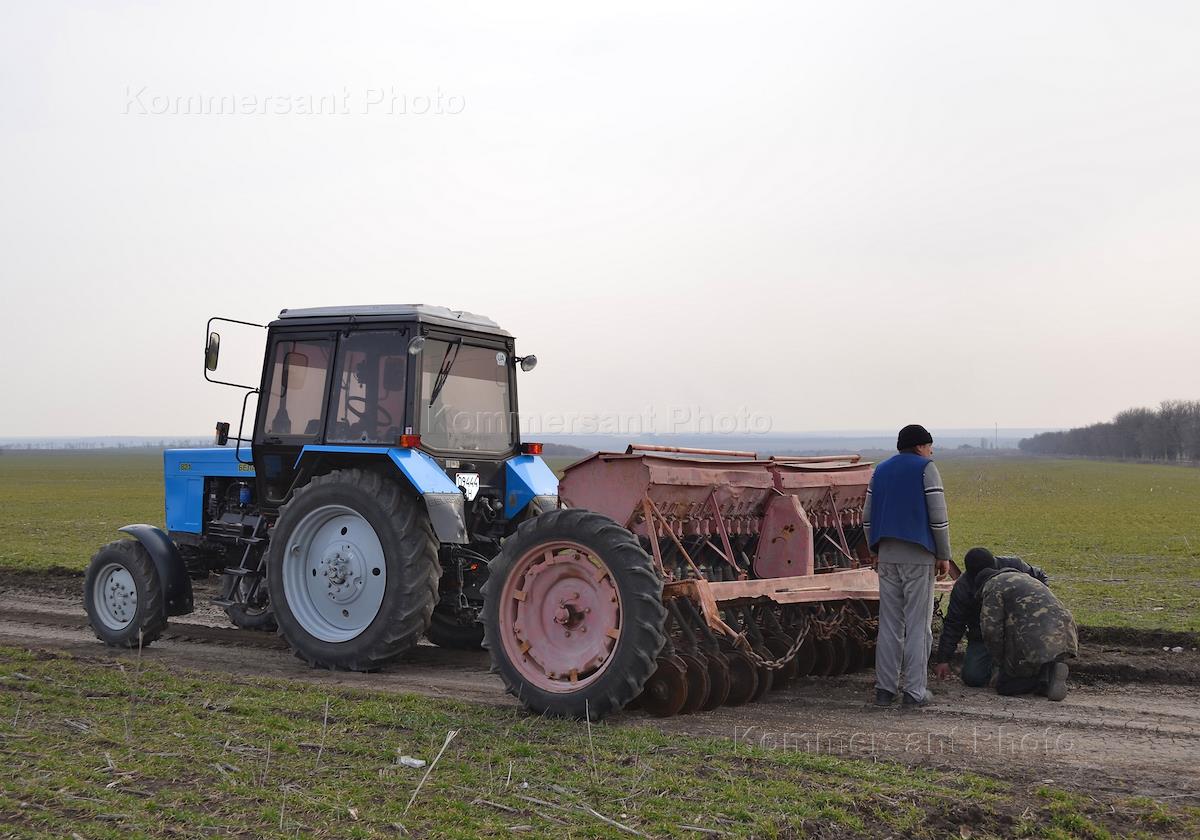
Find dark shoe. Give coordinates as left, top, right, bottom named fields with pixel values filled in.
left=902, top=689, right=934, bottom=707
left=1045, top=662, right=1069, bottom=702
left=874, top=689, right=896, bottom=707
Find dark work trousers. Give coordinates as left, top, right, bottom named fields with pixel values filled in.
left=995, top=663, right=1049, bottom=696
left=961, top=638, right=994, bottom=687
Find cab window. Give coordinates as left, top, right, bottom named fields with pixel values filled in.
left=326, top=331, right=408, bottom=444
left=262, top=339, right=333, bottom=438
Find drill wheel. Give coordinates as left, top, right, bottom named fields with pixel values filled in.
left=677, top=652, right=712, bottom=715
left=827, top=633, right=850, bottom=676
left=764, top=632, right=799, bottom=689
left=721, top=648, right=759, bottom=707
left=638, top=655, right=689, bottom=717
left=811, top=636, right=834, bottom=676
left=699, top=652, right=731, bottom=711
left=750, top=646, right=774, bottom=702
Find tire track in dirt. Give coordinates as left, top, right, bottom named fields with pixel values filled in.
left=0, top=588, right=1196, bottom=804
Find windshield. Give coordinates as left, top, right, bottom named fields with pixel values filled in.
left=419, top=339, right=514, bottom=451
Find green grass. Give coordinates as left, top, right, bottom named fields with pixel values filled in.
left=0, top=646, right=1192, bottom=839
left=1, top=450, right=1197, bottom=631
left=0, top=450, right=162, bottom=573
left=940, top=458, right=1200, bottom=631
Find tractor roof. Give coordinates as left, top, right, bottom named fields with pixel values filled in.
left=274, top=304, right=510, bottom=337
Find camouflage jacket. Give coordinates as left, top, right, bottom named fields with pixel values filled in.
left=934, top=555, right=1048, bottom=663
left=976, top=568, right=1078, bottom=678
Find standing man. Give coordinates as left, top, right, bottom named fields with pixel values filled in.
left=933, top=547, right=1048, bottom=687
left=863, top=424, right=951, bottom=707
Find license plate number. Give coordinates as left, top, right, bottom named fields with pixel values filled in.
left=455, top=473, right=480, bottom=501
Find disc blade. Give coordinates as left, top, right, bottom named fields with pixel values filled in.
left=638, top=656, right=689, bottom=717
left=677, top=652, right=711, bottom=715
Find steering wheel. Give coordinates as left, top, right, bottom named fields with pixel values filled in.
left=345, top=396, right=394, bottom=428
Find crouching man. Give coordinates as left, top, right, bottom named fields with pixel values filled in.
left=932, top=547, right=1048, bottom=687
left=975, top=560, right=1078, bottom=701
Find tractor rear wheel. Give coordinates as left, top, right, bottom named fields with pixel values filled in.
left=267, top=469, right=439, bottom=671
left=483, top=509, right=666, bottom=720
left=83, top=540, right=167, bottom=648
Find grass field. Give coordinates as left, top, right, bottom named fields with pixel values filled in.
left=0, top=450, right=1197, bottom=631
left=1, top=646, right=1193, bottom=839
left=937, top=458, right=1200, bottom=632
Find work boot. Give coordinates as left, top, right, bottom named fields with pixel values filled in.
left=902, top=689, right=934, bottom=707
left=1044, top=662, right=1069, bottom=702
left=874, top=688, right=896, bottom=707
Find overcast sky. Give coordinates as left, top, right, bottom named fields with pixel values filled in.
left=2, top=2, right=1198, bottom=438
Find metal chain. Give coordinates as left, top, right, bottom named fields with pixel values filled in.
left=811, top=606, right=845, bottom=641
left=931, top=593, right=946, bottom=637
left=841, top=603, right=878, bottom=645
left=733, top=615, right=811, bottom=671
left=933, top=593, right=945, bottom=621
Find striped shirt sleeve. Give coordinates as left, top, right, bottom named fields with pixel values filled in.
left=923, top=461, right=951, bottom=561
left=862, top=476, right=873, bottom=545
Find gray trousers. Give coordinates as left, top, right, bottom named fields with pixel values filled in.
left=875, top=543, right=936, bottom=699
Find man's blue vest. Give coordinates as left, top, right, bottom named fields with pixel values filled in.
left=868, top=452, right=935, bottom=554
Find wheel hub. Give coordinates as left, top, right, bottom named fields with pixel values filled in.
left=319, top=543, right=367, bottom=603
left=93, top=563, right=137, bottom=630
left=502, top=543, right=622, bottom=692
left=283, top=505, right=388, bottom=643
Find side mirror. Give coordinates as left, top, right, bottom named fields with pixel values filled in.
left=214, top=421, right=230, bottom=446
left=205, top=332, right=221, bottom=371
left=282, top=351, right=309, bottom=391
left=519, top=354, right=538, bottom=372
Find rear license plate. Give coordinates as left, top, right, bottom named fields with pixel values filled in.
left=455, top=472, right=480, bottom=501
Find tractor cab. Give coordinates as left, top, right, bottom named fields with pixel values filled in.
left=245, top=305, right=540, bottom=528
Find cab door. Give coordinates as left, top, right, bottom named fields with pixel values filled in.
left=253, top=331, right=337, bottom=507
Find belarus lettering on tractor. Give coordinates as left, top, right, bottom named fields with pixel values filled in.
left=84, top=304, right=953, bottom=720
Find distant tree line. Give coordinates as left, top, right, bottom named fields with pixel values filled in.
left=1019, top=401, right=1200, bottom=461
left=0, top=438, right=209, bottom=452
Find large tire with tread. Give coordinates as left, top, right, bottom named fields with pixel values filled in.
left=267, top=469, right=440, bottom=671
left=83, top=540, right=168, bottom=648
left=483, top=508, right=666, bottom=720
left=221, top=573, right=278, bottom=633
left=426, top=606, right=485, bottom=650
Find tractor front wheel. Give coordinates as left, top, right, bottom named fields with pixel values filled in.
left=267, top=469, right=440, bottom=671
left=483, top=509, right=666, bottom=720
left=83, top=540, right=167, bottom=648
left=221, top=572, right=277, bottom=632
left=427, top=605, right=485, bottom=650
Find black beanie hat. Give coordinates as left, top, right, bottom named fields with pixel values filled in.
left=964, top=547, right=996, bottom=577
left=897, top=424, right=933, bottom=451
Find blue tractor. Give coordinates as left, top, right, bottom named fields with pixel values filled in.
left=83, top=305, right=560, bottom=670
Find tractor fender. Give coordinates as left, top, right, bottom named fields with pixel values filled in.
left=294, top=445, right=469, bottom=544
left=117, top=524, right=194, bottom=616
left=503, top=455, right=559, bottom=519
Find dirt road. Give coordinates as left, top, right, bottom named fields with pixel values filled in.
left=2, top=579, right=1197, bottom=805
